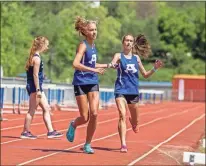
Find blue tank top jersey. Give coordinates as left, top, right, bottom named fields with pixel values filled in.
left=26, top=54, right=44, bottom=85
left=114, top=53, right=139, bottom=95
left=72, top=40, right=99, bottom=85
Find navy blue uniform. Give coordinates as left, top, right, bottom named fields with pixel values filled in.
left=72, top=40, right=99, bottom=96
left=114, top=53, right=139, bottom=104
left=26, top=54, right=44, bottom=95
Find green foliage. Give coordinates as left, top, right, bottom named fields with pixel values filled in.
left=157, top=2, right=205, bottom=68
left=1, top=2, right=33, bottom=76
left=1, top=1, right=205, bottom=85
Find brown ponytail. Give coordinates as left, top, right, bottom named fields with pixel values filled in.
left=25, top=36, right=48, bottom=70
left=74, top=16, right=98, bottom=37
left=132, top=34, right=151, bottom=58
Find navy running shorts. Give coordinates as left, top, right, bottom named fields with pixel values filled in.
left=26, top=83, right=43, bottom=96
left=74, top=84, right=99, bottom=96
left=115, top=94, right=139, bottom=104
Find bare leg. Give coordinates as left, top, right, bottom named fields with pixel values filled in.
left=73, top=94, right=89, bottom=127
left=128, top=103, right=139, bottom=133
left=116, top=97, right=127, bottom=146
left=39, top=92, right=53, bottom=132
left=86, top=91, right=99, bottom=144
left=22, top=92, right=39, bottom=132
left=66, top=94, right=89, bottom=143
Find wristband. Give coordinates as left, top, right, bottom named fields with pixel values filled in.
left=152, top=67, right=157, bottom=72
left=107, top=63, right=112, bottom=68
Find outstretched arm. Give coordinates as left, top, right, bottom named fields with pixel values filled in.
left=109, top=53, right=121, bottom=68
left=111, top=53, right=120, bottom=65
left=136, top=55, right=163, bottom=78
left=95, top=63, right=108, bottom=68
left=96, top=53, right=120, bottom=69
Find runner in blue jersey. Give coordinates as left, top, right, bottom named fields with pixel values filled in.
left=66, top=16, right=114, bottom=154
left=21, top=36, right=63, bottom=139
left=110, top=34, right=163, bottom=153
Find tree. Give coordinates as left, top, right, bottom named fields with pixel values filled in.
left=1, top=2, right=33, bottom=76
left=157, top=2, right=205, bottom=73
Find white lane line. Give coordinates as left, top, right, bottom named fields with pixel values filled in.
left=127, top=114, right=205, bottom=166
left=3, top=109, right=117, bottom=121
left=1, top=118, right=74, bottom=131
left=2, top=102, right=179, bottom=124
left=1, top=112, right=117, bottom=131
left=16, top=106, right=202, bottom=166
left=1, top=103, right=190, bottom=131
left=1, top=106, right=188, bottom=145
left=149, top=145, right=181, bottom=165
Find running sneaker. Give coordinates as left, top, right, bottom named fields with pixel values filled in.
left=120, top=145, right=128, bottom=153
left=83, top=143, right=94, bottom=154
left=47, top=130, right=63, bottom=138
left=66, top=121, right=76, bottom=142
left=20, top=131, right=37, bottom=139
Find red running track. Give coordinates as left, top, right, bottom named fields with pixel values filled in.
left=1, top=102, right=205, bottom=165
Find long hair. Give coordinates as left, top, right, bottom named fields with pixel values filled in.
left=25, top=36, right=48, bottom=71
left=74, top=16, right=98, bottom=37
left=132, top=34, right=151, bottom=58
